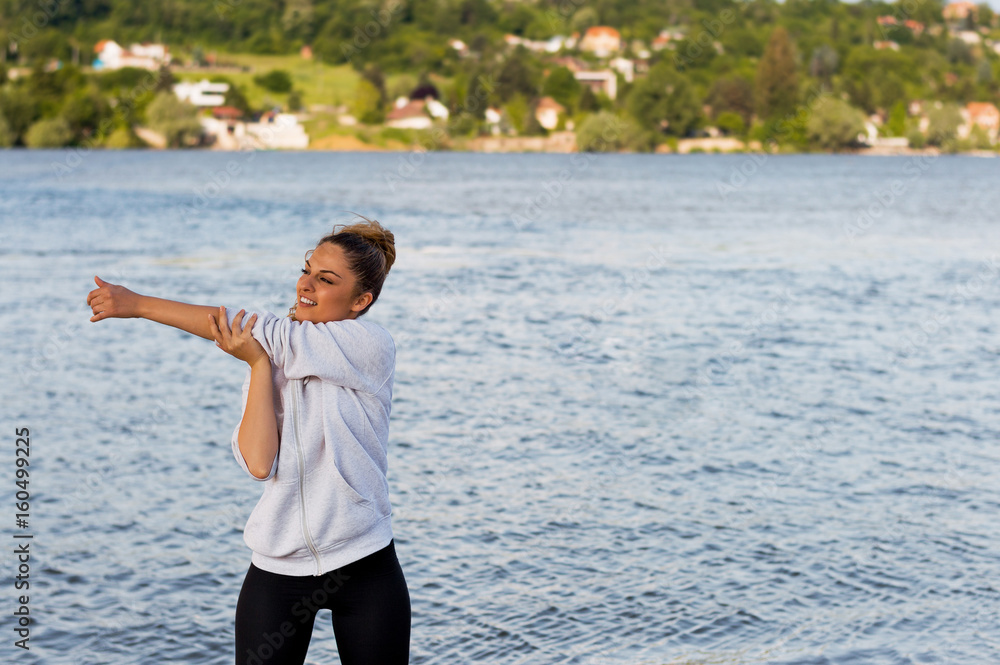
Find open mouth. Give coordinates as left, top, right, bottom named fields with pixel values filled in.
left=299, top=296, right=317, bottom=306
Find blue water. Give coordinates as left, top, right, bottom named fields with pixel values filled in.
left=2, top=150, right=999, bottom=664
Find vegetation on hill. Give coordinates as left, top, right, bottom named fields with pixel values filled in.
left=1, top=0, right=999, bottom=151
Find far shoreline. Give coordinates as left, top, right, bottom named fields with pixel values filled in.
left=3, top=146, right=997, bottom=157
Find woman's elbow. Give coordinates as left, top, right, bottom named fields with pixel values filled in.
left=249, top=464, right=271, bottom=480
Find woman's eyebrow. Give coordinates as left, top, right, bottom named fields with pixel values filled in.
left=304, top=259, right=342, bottom=279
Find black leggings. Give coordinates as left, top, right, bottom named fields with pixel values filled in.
left=235, top=540, right=410, bottom=665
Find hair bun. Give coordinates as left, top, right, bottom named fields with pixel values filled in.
left=333, top=214, right=396, bottom=275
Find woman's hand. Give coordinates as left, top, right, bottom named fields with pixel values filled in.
left=209, top=307, right=268, bottom=367
left=87, top=275, right=142, bottom=322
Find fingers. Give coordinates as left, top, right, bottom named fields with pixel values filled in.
left=238, top=313, right=257, bottom=338
left=208, top=312, right=221, bottom=345
left=217, top=306, right=233, bottom=343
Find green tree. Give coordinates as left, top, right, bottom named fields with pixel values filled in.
left=576, top=111, right=633, bottom=152
left=361, top=63, right=388, bottom=109
left=503, top=93, right=530, bottom=133
left=25, top=117, right=73, bottom=147
left=886, top=101, right=907, bottom=137
left=523, top=101, right=545, bottom=136
left=809, top=44, right=839, bottom=89
left=353, top=78, right=385, bottom=124
left=756, top=26, right=799, bottom=121
left=571, top=8, right=599, bottom=34
left=145, top=91, right=203, bottom=147
left=707, top=77, right=755, bottom=127
left=222, top=81, right=253, bottom=117
left=926, top=102, right=963, bottom=148
left=60, top=87, right=110, bottom=140
left=625, top=62, right=701, bottom=136
left=253, top=70, right=294, bottom=93
left=154, top=66, right=176, bottom=93
left=542, top=67, right=581, bottom=111
left=0, top=113, right=13, bottom=147
left=0, top=87, right=39, bottom=144
left=104, top=126, right=143, bottom=149
left=578, top=86, right=601, bottom=113
left=977, top=60, right=993, bottom=85
left=806, top=95, right=865, bottom=150
left=715, top=111, right=746, bottom=136
left=495, top=47, right=540, bottom=105
left=946, top=39, right=973, bottom=66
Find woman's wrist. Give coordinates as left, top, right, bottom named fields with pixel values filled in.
left=249, top=354, right=271, bottom=371
left=132, top=294, right=150, bottom=319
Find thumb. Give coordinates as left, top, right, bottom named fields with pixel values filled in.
left=94, top=275, right=107, bottom=286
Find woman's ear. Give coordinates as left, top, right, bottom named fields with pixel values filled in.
left=352, top=292, right=373, bottom=312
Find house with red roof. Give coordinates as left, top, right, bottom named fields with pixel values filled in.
left=93, top=40, right=170, bottom=70
left=534, top=97, right=565, bottom=131
left=579, top=26, right=621, bottom=57
left=387, top=99, right=432, bottom=130
left=961, top=102, right=1000, bottom=142
left=943, top=1, right=977, bottom=21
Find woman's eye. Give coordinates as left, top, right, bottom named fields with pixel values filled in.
left=302, top=268, right=332, bottom=285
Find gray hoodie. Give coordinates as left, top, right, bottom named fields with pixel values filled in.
left=224, top=306, right=396, bottom=576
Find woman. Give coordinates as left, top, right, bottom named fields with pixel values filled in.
left=86, top=217, right=411, bottom=665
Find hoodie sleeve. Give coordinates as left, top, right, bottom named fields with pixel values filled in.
left=223, top=306, right=394, bottom=394
left=231, top=366, right=279, bottom=481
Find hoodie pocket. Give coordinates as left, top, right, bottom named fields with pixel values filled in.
left=242, top=484, right=307, bottom=558
left=304, top=459, right=377, bottom=551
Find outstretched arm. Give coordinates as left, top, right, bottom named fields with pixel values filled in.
left=87, top=275, right=219, bottom=341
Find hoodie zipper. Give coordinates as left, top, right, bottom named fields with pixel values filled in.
left=291, top=377, right=323, bottom=576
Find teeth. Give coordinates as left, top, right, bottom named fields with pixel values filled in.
left=300, top=296, right=316, bottom=305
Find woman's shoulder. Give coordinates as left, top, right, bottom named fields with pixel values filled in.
left=314, top=318, right=395, bottom=363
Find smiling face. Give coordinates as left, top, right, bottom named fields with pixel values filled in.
left=294, top=242, right=373, bottom=323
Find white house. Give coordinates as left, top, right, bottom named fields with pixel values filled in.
left=485, top=107, right=502, bottom=135
left=245, top=112, right=310, bottom=149
left=957, top=30, right=982, bottom=45
left=610, top=57, right=635, bottom=83
left=579, top=26, right=622, bottom=57
left=93, top=40, right=170, bottom=70
left=386, top=99, right=432, bottom=129
left=574, top=70, right=618, bottom=100
left=535, top=96, right=564, bottom=130
left=426, top=98, right=449, bottom=120
left=173, top=79, right=230, bottom=106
